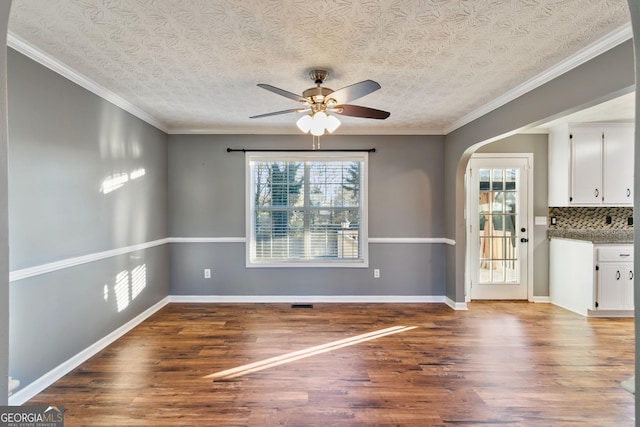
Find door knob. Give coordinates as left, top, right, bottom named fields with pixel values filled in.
left=520, top=238, right=528, bottom=243
left=521, top=227, right=526, bottom=232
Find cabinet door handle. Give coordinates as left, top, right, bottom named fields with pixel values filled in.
left=619, top=254, right=631, bottom=257
left=627, top=188, right=631, bottom=197
left=630, top=271, right=634, bottom=280
left=595, top=189, right=599, bottom=198
left=616, top=270, right=621, bottom=280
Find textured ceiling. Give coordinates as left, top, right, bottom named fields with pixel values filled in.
left=7, top=0, right=632, bottom=134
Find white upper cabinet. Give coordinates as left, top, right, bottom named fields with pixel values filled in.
left=602, top=126, right=634, bottom=205
left=548, top=123, right=571, bottom=206
left=570, top=126, right=603, bottom=205
left=548, top=123, right=634, bottom=206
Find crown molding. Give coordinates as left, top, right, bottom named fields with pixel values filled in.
left=6, top=32, right=444, bottom=137
left=444, top=23, right=633, bottom=134
left=8, top=21, right=631, bottom=137
left=167, top=126, right=446, bottom=135
left=7, top=31, right=169, bottom=133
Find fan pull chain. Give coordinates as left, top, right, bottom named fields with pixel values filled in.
left=311, top=135, right=321, bottom=150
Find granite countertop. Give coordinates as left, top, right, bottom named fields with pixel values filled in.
left=547, top=228, right=634, bottom=244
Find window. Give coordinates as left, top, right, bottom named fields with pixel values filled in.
left=246, top=152, right=368, bottom=267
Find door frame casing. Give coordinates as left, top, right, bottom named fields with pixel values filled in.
left=465, top=153, right=534, bottom=302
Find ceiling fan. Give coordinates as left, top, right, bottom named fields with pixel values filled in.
left=250, top=69, right=390, bottom=135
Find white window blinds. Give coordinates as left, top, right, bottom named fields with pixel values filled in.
left=247, top=152, right=368, bottom=267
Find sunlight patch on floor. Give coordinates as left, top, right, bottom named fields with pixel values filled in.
left=204, top=325, right=417, bottom=381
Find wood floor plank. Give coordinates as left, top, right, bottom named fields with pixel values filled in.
left=25, top=302, right=634, bottom=426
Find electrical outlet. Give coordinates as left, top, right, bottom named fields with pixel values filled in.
left=204, top=268, right=211, bottom=278
left=606, top=216, right=612, bottom=224
left=628, top=217, right=634, bottom=226
left=550, top=217, right=557, bottom=226
left=374, top=269, right=380, bottom=278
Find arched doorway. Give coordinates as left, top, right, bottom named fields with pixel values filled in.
left=445, top=38, right=635, bottom=307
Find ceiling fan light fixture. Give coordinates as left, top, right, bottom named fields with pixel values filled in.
left=254, top=70, right=387, bottom=135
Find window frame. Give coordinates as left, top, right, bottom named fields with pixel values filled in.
left=245, top=151, right=369, bottom=268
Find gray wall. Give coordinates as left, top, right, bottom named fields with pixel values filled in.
left=9, top=247, right=168, bottom=388
left=444, top=39, right=636, bottom=303
left=7, top=49, right=170, bottom=390
left=0, top=0, right=12, bottom=406
left=7, top=49, right=168, bottom=268
left=476, top=133, right=549, bottom=297
left=168, top=134, right=447, bottom=296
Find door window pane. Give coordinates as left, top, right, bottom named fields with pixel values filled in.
left=477, top=167, right=520, bottom=284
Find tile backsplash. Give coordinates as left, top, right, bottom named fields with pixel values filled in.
left=548, top=207, right=633, bottom=230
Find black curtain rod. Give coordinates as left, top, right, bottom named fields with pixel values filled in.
left=227, top=148, right=376, bottom=153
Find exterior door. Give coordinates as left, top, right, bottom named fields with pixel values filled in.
left=468, top=155, right=531, bottom=300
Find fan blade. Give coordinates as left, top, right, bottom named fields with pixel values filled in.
left=257, top=84, right=307, bottom=103
left=329, top=80, right=381, bottom=105
left=333, top=104, right=390, bottom=120
left=250, top=108, right=309, bottom=119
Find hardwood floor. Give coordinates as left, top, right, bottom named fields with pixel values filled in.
left=27, top=302, right=634, bottom=426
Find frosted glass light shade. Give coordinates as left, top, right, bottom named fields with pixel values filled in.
left=296, top=114, right=313, bottom=133
left=310, top=112, right=328, bottom=136
left=325, top=114, right=341, bottom=133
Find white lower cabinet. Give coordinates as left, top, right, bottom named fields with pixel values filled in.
left=596, top=247, right=634, bottom=311
left=549, top=238, right=633, bottom=317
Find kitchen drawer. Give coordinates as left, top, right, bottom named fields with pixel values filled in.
left=597, top=246, right=634, bottom=262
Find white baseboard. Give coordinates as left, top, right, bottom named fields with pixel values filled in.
left=532, top=296, right=551, bottom=303
left=169, top=295, right=447, bottom=304
left=9, top=297, right=170, bottom=406
left=586, top=309, right=634, bottom=318
left=445, top=297, right=468, bottom=310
